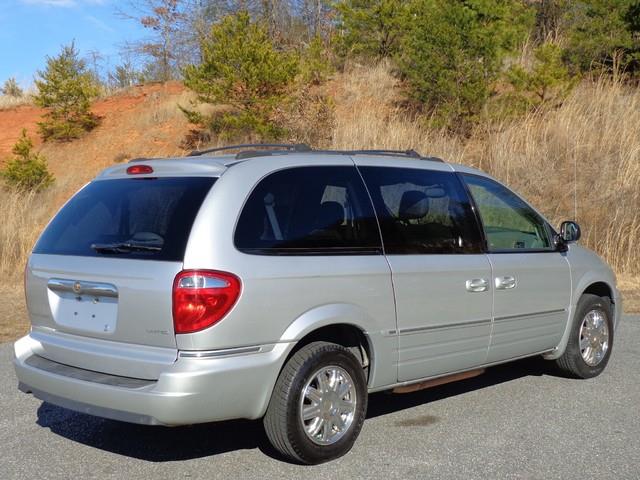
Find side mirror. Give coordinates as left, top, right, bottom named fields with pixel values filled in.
left=560, top=221, right=581, bottom=243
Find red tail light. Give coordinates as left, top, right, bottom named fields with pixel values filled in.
left=126, top=165, right=153, bottom=175
left=172, top=270, right=241, bottom=334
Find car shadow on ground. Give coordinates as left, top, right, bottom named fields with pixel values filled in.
left=36, top=355, right=558, bottom=463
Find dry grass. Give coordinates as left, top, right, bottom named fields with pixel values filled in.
left=475, top=79, right=640, bottom=277
left=0, top=284, right=28, bottom=342
left=0, top=85, right=36, bottom=111
left=0, top=189, right=53, bottom=277
left=327, top=64, right=640, bottom=284
left=618, top=275, right=640, bottom=314
left=0, top=188, right=54, bottom=342
left=0, top=95, right=33, bottom=110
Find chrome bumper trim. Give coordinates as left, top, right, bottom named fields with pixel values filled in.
left=178, top=345, right=263, bottom=358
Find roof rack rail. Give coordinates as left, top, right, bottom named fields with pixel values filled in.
left=188, top=143, right=311, bottom=157
left=346, top=149, right=422, bottom=159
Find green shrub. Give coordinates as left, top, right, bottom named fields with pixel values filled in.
left=397, top=0, right=534, bottom=130
left=335, top=0, right=408, bottom=59
left=34, top=43, right=100, bottom=141
left=562, top=0, right=640, bottom=76
left=182, top=12, right=299, bottom=140
left=1, top=129, right=54, bottom=191
left=300, top=35, right=334, bottom=85
left=502, top=43, right=578, bottom=114
left=1, top=78, right=23, bottom=97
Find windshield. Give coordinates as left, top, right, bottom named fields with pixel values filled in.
left=33, top=177, right=216, bottom=261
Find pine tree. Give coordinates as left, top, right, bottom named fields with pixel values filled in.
left=508, top=43, right=578, bottom=106
left=1, top=78, right=23, bottom=97
left=1, top=129, right=54, bottom=191
left=335, top=0, right=408, bottom=58
left=300, top=35, right=334, bottom=85
left=397, top=0, right=534, bottom=129
left=34, top=42, right=100, bottom=141
left=563, top=0, right=640, bottom=76
left=182, top=11, right=299, bottom=139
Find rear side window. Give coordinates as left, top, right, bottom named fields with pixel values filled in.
left=234, top=166, right=382, bottom=255
left=33, top=177, right=216, bottom=261
left=359, top=167, right=484, bottom=254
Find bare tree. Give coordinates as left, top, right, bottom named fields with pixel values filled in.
left=118, top=0, right=188, bottom=82
left=86, top=49, right=105, bottom=86
left=299, top=0, right=334, bottom=39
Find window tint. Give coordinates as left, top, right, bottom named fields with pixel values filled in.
left=463, top=174, right=552, bottom=251
left=33, top=177, right=215, bottom=261
left=234, top=166, right=382, bottom=255
left=359, top=167, right=484, bottom=254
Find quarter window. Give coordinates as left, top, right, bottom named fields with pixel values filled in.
left=359, top=167, right=484, bottom=254
left=463, top=174, right=552, bottom=251
left=234, top=166, right=382, bottom=255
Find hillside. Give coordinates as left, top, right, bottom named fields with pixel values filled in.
left=0, top=82, right=193, bottom=196
left=0, top=64, right=638, bottom=341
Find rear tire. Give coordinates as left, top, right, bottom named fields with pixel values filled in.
left=555, top=294, right=613, bottom=378
left=263, top=341, right=368, bottom=464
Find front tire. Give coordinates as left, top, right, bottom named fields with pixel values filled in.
left=264, top=341, right=368, bottom=464
left=555, top=294, right=613, bottom=378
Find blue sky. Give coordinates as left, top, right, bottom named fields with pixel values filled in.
left=0, top=0, right=147, bottom=87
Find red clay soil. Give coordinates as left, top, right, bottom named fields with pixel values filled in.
left=0, top=81, right=186, bottom=161
left=0, top=105, right=45, bottom=158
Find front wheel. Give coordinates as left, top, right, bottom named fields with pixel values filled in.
left=555, top=293, right=614, bottom=378
left=263, top=341, right=368, bottom=464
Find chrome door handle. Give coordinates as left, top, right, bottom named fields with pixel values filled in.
left=466, top=278, right=489, bottom=292
left=48, top=278, right=119, bottom=298
left=495, top=275, right=517, bottom=290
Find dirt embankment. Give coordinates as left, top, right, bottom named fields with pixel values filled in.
left=0, top=81, right=190, bottom=166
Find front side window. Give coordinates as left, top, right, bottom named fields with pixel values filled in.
left=463, top=174, right=552, bottom=252
left=359, top=167, right=484, bottom=254
left=234, top=166, right=382, bottom=255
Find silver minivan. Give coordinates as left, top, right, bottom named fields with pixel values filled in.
left=13, top=145, right=621, bottom=464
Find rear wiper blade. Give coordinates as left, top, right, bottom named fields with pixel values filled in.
left=91, top=242, right=162, bottom=253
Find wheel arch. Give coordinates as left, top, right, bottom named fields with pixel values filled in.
left=544, top=277, right=618, bottom=361
left=274, top=302, right=384, bottom=387
left=285, top=323, right=373, bottom=378
left=581, top=281, right=613, bottom=303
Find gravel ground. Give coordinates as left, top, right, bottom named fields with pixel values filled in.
left=1, top=316, right=638, bottom=480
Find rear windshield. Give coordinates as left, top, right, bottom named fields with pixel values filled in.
left=33, top=177, right=216, bottom=261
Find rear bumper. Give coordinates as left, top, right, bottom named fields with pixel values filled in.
left=14, top=334, right=294, bottom=425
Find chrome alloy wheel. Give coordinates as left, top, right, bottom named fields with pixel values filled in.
left=299, top=366, right=357, bottom=446
left=579, top=309, right=610, bottom=367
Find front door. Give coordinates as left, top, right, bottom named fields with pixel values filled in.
left=358, top=164, right=492, bottom=382
left=463, top=174, right=571, bottom=363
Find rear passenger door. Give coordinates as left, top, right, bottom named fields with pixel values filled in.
left=227, top=164, right=398, bottom=388
left=462, top=174, right=571, bottom=363
left=358, top=164, right=492, bottom=382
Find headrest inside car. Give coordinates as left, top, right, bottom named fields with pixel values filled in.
left=316, top=201, right=345, bottom=228
left=425, top=186, right=446, bottom=198
left=398, top=190, right=429, bottom=220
